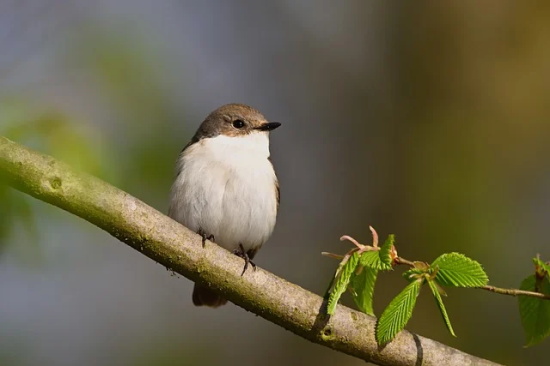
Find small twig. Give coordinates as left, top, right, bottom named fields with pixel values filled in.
left=394, top=256, right=550, bottom=301
left=340, top=235, right=363, bottom=249
left=394, top=256, right=416, bottom=267
left=321, top=252, right=344, bottom=260
left=369, top=226, right=379, bottom=248
left=339, top=230, right=378, bottom=254
left=479, top=285, right=550, bottom=300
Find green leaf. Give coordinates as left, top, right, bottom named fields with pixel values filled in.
left=518, top=275, right=550, bottom=346
left=379, top=234, right=394, bottom=268
left=432, top=253, right=488, bottom=287
left=376, top=280, right=423, bottom=346
left=358, top=250, right=378, bottom=267
left=327, top=253, right=360, bottom=315
left=427, top=279, right=456, bottom=337
left=358, top=250, right=391, bottom=271
left=350, top=266, right=378, bottom=316
left=357, top=234, right=394, bottom=271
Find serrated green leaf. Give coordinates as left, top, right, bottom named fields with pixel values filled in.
left=428, top=279, right=456, bottom=337
left=518, top=275, right=550, bottom=346
left=376, top=280, right=423, bottom=346
left=358, top=250, right=379, bottom=267
left=379, top=234, right=394, bottom=268
left=327, top=253, right=360, bottom=315
left=432, top=253, right=488, bottom=287
left=358, top=250, right=391, bottom=271
left=356, top=235, right=394, bottom=271
left=350, top=266, right=378, bottom=316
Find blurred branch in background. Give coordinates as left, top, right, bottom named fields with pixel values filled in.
left=0, top=137, right=501, bottom=366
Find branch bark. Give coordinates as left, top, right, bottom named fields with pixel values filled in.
left=0, top=136, right=501, bottom=366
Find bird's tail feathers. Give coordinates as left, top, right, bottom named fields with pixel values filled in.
left=192, top=284, right=228, bottom=308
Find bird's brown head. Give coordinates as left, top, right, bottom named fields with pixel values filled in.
left=193, top=103, right=281, bottom=141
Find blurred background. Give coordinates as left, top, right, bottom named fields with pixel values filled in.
left=1, top=1, right=549, bottom=365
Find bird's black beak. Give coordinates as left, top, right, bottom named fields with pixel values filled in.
left=256, top=122, right=281, bottom=131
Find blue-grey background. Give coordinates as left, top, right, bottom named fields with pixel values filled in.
left=1, top=1, right=549, bottom=365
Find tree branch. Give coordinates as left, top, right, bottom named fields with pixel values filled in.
left=480, top=285, right=550, bottom=300
left=0, top=136, right=501, bottom=366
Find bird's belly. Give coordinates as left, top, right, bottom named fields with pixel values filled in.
left=208, top=175, right=276, bottom=252
left=171, top=156, right=277, bottom=253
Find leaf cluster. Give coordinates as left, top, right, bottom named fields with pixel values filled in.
left=325, top=231, right=490, bottom=346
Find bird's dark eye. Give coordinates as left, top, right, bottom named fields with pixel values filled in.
left=232, top=119, right=245, bottom=129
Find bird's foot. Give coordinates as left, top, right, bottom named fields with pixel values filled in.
left=198, top=229, right=215, bottom=248
left=233, top=244, right=256, bottom=276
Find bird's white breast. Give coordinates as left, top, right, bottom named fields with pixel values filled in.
left=169, top=132, right=278, bottom=253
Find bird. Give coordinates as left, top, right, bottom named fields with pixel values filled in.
left=168, top=103, right=281, bottom=307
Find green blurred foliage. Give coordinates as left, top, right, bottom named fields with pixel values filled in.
left=0, top=28, right=188, bottom=253
left=73, top=29, right=185, bottom=201
left=0, top=101, right=105, bottom=252
left=2, top=104, right=104, bottom=174
left=518, top=274, right=550, bottom=346
left=0, top=181, right=34, bottom=252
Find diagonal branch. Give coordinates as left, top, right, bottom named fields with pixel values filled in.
left=0, top=136, right=501, bottom=366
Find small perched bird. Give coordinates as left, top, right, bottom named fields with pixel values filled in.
left=168, top=104, right=281, bottom=308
